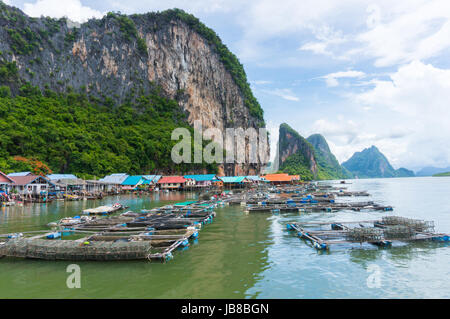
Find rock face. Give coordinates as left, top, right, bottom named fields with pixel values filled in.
left=342, top=145, right=414, bottom=178
left=0, top=4, right=267, bottom=175
left=306, top=134, right=352, bottom=179
left=277, top=123, right=318, bottom=180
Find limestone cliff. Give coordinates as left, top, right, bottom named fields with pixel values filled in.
left=277, top=123, right=318, bottom=180
left=306, top=134, right=352, bottom=179
left=276, top=124, right=352, bottom=180
left=0, top=3, right=267, bottom=175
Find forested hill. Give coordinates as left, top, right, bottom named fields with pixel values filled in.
left=277, top=123, right=318, bottom=180
left=0, top=87, right=218, bottom=177
left=0, top=2, right=267, bottom=176
left=276, top=124, right=350, bottom=180
left=342, top=146, right=415, bottom=178
left=306, top=134, right=352, bottom=179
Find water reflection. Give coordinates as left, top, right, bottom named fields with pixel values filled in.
left=0, top=192, right=272, bottom=298
left=1, top=178, right=449, bottom=298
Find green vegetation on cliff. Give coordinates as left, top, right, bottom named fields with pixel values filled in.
left=280, top=152, right=315, bottom=181
left=307, top=134, right=352, bottom=180
left=0, top=83, right=218, bottom=176
left=277, top=124, right=350, bottom=180
left=278, top=123, right=316, bottom=180
left=433, top=172, right=450, bottom=177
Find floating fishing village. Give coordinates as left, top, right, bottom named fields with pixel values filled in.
left=0, top=171, right=448, bottom=263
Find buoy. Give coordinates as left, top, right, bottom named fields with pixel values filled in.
left=191, top=231, right=199, bottom=239
left=46, top=232, right=61, bottom=239
left=165, top=252, right=173, bottom=261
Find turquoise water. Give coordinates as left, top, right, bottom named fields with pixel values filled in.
left=0, top=177, right=449, bottom=298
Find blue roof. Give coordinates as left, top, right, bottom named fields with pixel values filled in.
left=121, top=175, right=146, bottom=186
left=142, top=175, right=162, bottom=183
left=7, top=172, right=31, bottom=177
left=219, top=176, right=247, bottom=183
left=183, top=174, right=218, bottom=182
left=46, top=174, right=78, bottom=180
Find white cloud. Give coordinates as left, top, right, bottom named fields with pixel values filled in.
left=107, top=0, right=245, bottom=16
left=310, top=117, right=415, bottom=166
left=320, top=70, right=365, bottom=87
left=234, top=0, right=450, bottom=68
left=251, top=80, right=272, bottom=85
left=299, top=25, right=350, bottom=59
left=23, top=0, right=104, bottom=22
left=354, top=0, right=450, bottom=67
left=264, top=88, right=300, bottom=102
left=352, top=60, right=450, bottom=168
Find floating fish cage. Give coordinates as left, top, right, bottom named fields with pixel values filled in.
left=245, top=201, right=392, bottom=214
left=0, top=227, right=199, bottom=262
left=380, top=216, right=434, bottom=232
left=345, top=227, right=383, bottom=242
left=0, top=200, right=216, bottom=262
left=286, top=217, right=449, bottom=251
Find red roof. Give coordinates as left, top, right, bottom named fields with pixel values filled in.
left=263, top=174, right=296, bottom=182
left=0, top=171, right=13, bottom=183
left=9, top=175, right=51, bottom=186
left=157, top=176, right=187, bottom=184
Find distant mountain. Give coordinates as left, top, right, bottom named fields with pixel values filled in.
left=395, top=167, right=416, bottom=177
left=277, top=123, right=318, bottom=180
left=306, top=134, right=352, bottom=179
left=433, top=172, right=450, bottom=177
left=342, top=146, right=415, bottom=178
left=276, top=124, right=350, bottom=180
left=416, top=166, right=450, bottom=177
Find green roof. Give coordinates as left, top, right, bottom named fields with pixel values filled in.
left=183, top=174, right=218, bottom=182
left=174, top=201, right=198, bottom=206
left=219, top=176, right=247, bottom=183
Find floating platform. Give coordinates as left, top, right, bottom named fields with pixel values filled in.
left=245, top=201, right=392, bottom=213
left=0, top=228, right=198, bottom=262
left=0, top=199, right=217, bottom=262
left=286, top=216, right=449, bottom=250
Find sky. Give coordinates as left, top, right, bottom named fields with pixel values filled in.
left=4, top=0, right=450, bottom=172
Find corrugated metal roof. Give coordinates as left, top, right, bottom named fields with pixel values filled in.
left=46, top=174, right=78, bottom=180
left=158, top=176, right=186, bottom=184
left=219, top=176, right=247, bottom=183
left=99, top=173, right=129, bottom=184
left=245, top=175, right=267, bottom=181
left=9, top=175, right=54, bottom=186
left=7, top=172, right=32, bottom=177
left=142, top=175, right=162, bottom=183
left=183, top=174, right=218, bottom=182
left=121, top=175, right=145, bottom=186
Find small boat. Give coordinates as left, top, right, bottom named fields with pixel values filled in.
left=82, top=203, right=125, bottom=215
